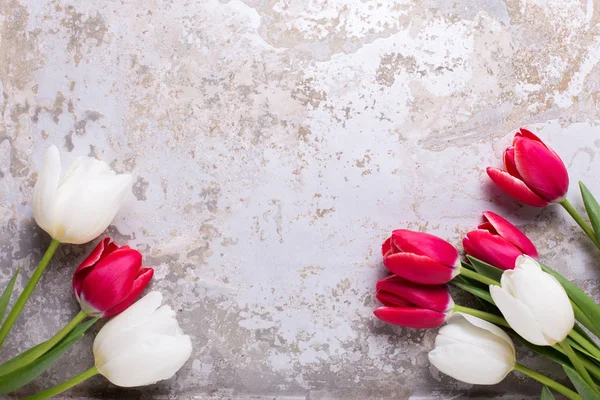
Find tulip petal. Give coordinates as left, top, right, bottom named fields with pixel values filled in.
left=79, top=248, right=143, bottom=314
left=486, top=167, right=549, bottom=207
left=32, top=146, right=61, bottom=238
left=463, top=230, right=524, bottom=270
left=374, top=307, right=446, bottom=329
left=383, top=253, right=456, bottom=285
left=503, top=147, right=522, bottom=180
left=483, top=212, right=538, bottom=258
left=391, top=230, right=458, bottom=267
left=376, top=275, right=452, bottom=311
left=376, top=290, right=413, bottom=308
left=443, top=313, right=515, bottom=356
left=490, top=285, right=550, bottom=345
left=513, top=136, right=568, bottom=203
left=518, top=128, right=543, bottom=142
left=93, top=291, right=163, bottom=354
left=104, top=268, right=154, bottom=318
left=72, top=238, right=119, bottom=298
left=429, top=344, right=513, bottom=385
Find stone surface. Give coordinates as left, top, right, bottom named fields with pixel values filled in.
left=1, top=0, right=600, bottom=398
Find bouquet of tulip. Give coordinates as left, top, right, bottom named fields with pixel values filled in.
left=374, top=129, right=600, bottom=399
left=0, top=146, right=192, bottom=398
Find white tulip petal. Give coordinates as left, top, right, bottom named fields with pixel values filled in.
left=490, top=285, right=550, bottom=346
left=98, top=334, right=192, bottom=387
left=452, top=313, right=515, bottom=355
left=32, top=146, right=61, bottom=237
left=93, top=291, right=162, bottom=354
left=515, top=255, right=542, bottom=271
left=429, top=344, right=513, bottom=385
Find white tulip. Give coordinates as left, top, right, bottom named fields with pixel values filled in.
left=33, top=145, right=132, bottom=244
left=429, top=313, right=515, bottom=385
left=490, top=255, right=574, bottom=346
left=93, top=291, right=192, bottom=387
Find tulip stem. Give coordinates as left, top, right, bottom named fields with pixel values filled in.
left=558, top=339, right=600, bottom=396
left=0, top=239, right=60, bottom=349
left=513, top=363, right=582, bottom=400
left=25, top=366, right=98, bottom=400
left=452, top=305, right=509, bottom=327
left=457, top=267, right=498, bottom=286
left=560, top=199, right=600, bottom=249
left=0, top=310, right=87, bottom=376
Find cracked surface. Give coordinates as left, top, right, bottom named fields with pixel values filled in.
left=1, top=0, right=600, bottom=399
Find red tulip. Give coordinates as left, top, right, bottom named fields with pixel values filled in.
left=374, top=275, right=452, bottom=328
left=463, top=212, right=538, bottom=270
left=487, top=128, right=568, bottom=207
left=382, top=230, right=460, bottom=284
left=73, top=238, right=154, bottom=318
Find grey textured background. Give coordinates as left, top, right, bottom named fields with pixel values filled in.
left=1, top=0, right=600, bottom=398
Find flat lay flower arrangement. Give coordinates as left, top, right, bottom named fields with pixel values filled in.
left=0, top=146, right=192, bottom=398
left=374, top=129, right=600, bottom=399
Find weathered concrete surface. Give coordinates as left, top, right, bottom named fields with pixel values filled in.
left=1, top=0, right=600, bottom=398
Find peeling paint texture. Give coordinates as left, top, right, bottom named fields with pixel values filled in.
left=1, top=0, right=600, bottom=399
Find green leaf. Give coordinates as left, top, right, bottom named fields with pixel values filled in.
left=0, top=317, right=98, bottom=394
left=465, top=256, right=503, bottom=282
left=569, top=338, right=600, bottom=363
left=451, top=276, right=495, bottom=305
left=564, top=364, right=600, bottom=400
left=541, top=263, right=600, bottom=339
left=540, top=386, right=555, bottom=400
left=580, top=182, right=600, bottom=243
left=0, top=268, right=20, bottom=325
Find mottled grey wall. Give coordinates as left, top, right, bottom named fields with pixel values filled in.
left=1, top=0, right=600, bottom=399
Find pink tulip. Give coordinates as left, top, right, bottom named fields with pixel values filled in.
left=463, top=212, right=538, bottom=270
left=73, top=238, right=154, bottom=318
left=374, top=275, right=453, bottom=328
left=487, top=128, right=569, bottom=207
left=382, top=230, right=460, bottom=285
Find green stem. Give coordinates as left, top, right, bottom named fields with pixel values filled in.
left=452, top=305, right=509, bottom=327
left=514, top=363, right=582, bottom=400
left=458, top=267, right=498, bottom=286
left=25, top=366, right=98, bottom=400
left=0, top=239, right=60, bottom=348
left=560, top=199, right=600, bottom=248
left=559, top=339, right=600, bottom=395
left=0, top=310, right=87, bottom=376
left=569, top=330, right=600, bottom=360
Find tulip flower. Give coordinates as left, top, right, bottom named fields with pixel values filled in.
left=463, top=211, right=538, bottom=270
left=73, top=238, right=154, bottom=318
left=428, top=313, right=516, bottom=385
left=382, top=230, right=460, bottom=285
left=490, top=256, right=574, bottom=346
left=487, top=128, right=568, bottom=207
left=374, top=275, right=453, bottom=328
left=33, top=145, right=132, bottom=245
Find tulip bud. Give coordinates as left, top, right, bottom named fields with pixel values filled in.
left=382, top=230, right=460, bottom=285
left=463, top=211, right=538, bottom=270
left=490, top=256, right=574, bottom=346
left=33, top=145, right=132, bottom=244
left=374, top=276, right=454, bottom=329
left=429, top=313, right=516, bottom=385
left=73, top=238, right=154, bottom=318
left=487, top=128, right=569, bottom=207
left=93, top=291, right=192, bottom=387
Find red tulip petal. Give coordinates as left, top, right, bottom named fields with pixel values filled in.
left=518, top=128, right=543, bottom=143
left=477, top=221, right=496, bottom=233
left=513, top=136, right=569, bottom=202
left=483, top=211, right=538, bottom=258
left=103, top=268, right=154, bottom=318
left=391, top=230, right=458, bottom=267
left=376, top=290, right=413, bottom=308
left=383, top=253, right=456, bottom=284
left=376, top=275, right=451, bottom=312
left=503, top=147, right=523, bottom=180
left=382, top=237, right=391, bottom=257
left=463, top=230, right=524, bottom=270
left=486, top=167, right=549, bottom=207
left=79, top=248, right=143, bottom=313
left=374, top=307, right=446, bottom=329
left=72, top=238, right=119, bottom=298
